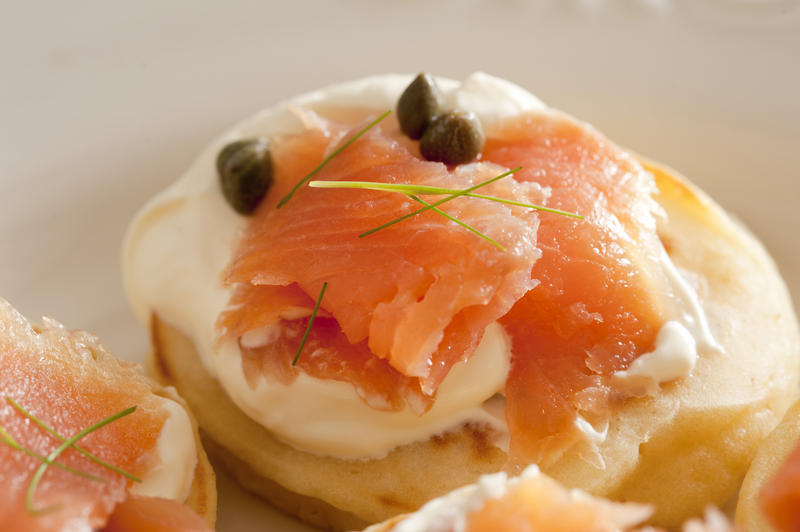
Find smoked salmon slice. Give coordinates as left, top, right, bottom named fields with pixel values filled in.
left=0, top=298, right=207, bottom=532
left=367, top=466, right=732, bottom=532
left=759, top=439, right=800, bottom=532
left=483, top=113, right=674, bottom=463
left=220, top=117, right=543, bottom=409
left=218, top=108, right=675, bottom=460
left=464, top=469, right=652, bottom=532
left=103, top=495, right=211, bottom=532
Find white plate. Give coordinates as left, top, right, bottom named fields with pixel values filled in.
left=1, top=1, right=798, bottom=530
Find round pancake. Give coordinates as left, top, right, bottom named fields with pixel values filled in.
left=735, top=399, right=800, bottom=532
left=146, top=160, right=799, bottom=531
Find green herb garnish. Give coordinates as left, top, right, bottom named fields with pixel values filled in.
left=307, top=166, right=530, bottom=247
left=292, top=282, right=328, bottom=366
left=7, top=397, right=141, bottom=483
left=0, top=426, right=105, bottom=483
left=307, top=180, right=582, bottom=219
left=358, top=166, right=523, bottom=238
left=278, top=110, right=392, bottom=208
left=407, top=195, right=504, bottom=250
left=25, top=406, right=138, bottom=515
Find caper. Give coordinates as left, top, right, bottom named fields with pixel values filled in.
left=419, top=111, right=485, bottom=166
left=397, top=73, right=443, bottom=140
left=216, top=138, right=274, bottom=215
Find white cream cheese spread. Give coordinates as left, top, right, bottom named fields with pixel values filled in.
left=612, top=249, right=722, bottom=394
left=215, top=323, right=509, bottom=458
left=130, top=395, right=197, bottom=502
left=123, top=72, right=719, bottom=459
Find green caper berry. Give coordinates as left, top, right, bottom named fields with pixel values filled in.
left=397, top=73, right=443, bottom=140
left=216, top=138, right=274, bottom=215
left=419, top=111, right=485, bottom=166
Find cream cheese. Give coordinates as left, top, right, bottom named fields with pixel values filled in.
left=613, top=320, right=698, bottom=395
left=215, top=322, right=509, bottom=458
left=612, top=249, right=722, bottom=394
left=129, top=396, right=197, bottom=501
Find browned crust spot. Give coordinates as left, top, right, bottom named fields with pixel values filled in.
left=428, top=422, right=495, bottom=459
left=466, top=423, right=495, bottom=459
left=658, top=232, right=674, bottom=257
left=184, top=440, right=215, bottom=527
left=430, top=430, right=457, bottom=447
left=376, top=494, right=416, bottom=512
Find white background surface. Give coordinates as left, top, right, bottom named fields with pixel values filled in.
left=1, top=1, right=799, bottom=530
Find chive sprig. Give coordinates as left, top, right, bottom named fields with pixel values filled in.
left=0, top=397, right=141, bottom=515
left=278, top=110, right=392, bottom=208
left=292, top=281, right=328, bottom=366
left=308, top=177, right=581, bottom=219
left=7, top=397, right=142, bottom=483
left=26, top=406, right=138, bottom=515
left=407, top=194, right=505, bottom=250
left=0, top=426, right=105, bottom=483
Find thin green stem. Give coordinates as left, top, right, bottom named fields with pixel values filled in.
left=308, top=179, right=582, bottom=219
left=26, top=406, right=137, bottom=516
left=359, top=166, right=522, bottom=238
left=278, top=110, right=392, bottom=208
left=407, top=195, right=504, bottom=251
left=308, top=180, right=458, bottom=195
left=292, top=282, right=328, bottom=366
left=7, top=397, right=141, bottom=483
left=0, top=425, right=19, bottom=447
left=462, top=193, right=582, bottom=218
left=0, top=427, right=105, bottom=483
